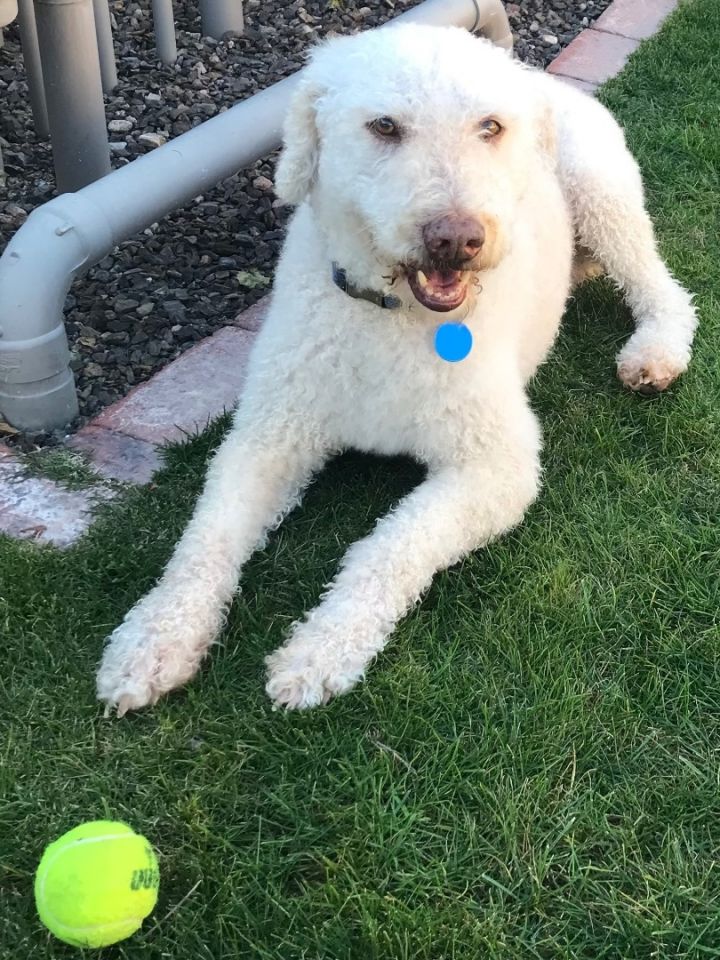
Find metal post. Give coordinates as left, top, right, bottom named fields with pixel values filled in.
left=34, top=0, right=110, bottom=193
left=92, top=0, right=118, bottom=92
left=152, top=0, right=177, bottom=64
left=17, top=0, right=49, bottom=138
left=0, top=0, right=511, bottom=431
left=199, top=0, right=243, bottom=39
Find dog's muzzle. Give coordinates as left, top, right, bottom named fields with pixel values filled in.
left=405, top=214, right=485, bottom=312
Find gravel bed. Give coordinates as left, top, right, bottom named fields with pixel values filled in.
left=0, top=0, right=612, bottom=446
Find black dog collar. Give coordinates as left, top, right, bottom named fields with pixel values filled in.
left=332, top=262, right=402, bottom=310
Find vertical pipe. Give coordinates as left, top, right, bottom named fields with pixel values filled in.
left=17, top=0, right=50, bottom=138
left=34, top=0, right=110, bottom=192
left=0, top=0, right=11, bottom=184
left=200, top=0, right=243, bottom=39
left=1, top=29, right=5, bottom=187
left=152, top=0, right=177, bottom=64
left=92, top=0, right=118, bottom=92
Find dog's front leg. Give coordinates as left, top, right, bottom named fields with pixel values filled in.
left=97, top=410, right=326, bottom=716
left=266, top=412, right=541, bottom=710
left=555, top=92, right=697, bottom=393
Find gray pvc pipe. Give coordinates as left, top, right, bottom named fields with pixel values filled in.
left=199, top=0, right=243, bottom=39
left=152, top=0, right=177, bottom=65
left=0, top=198, right=102, bottom=429
left=92, top=0, right=118, bottom=92
left=396, top=0, right=512, bottom=46
left=0, top=0, right=512, bottom=432
left=34, top=0, right=111, bottom=193
left=17, top=0, right=49, bottom=138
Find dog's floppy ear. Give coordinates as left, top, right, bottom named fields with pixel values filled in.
left=275, top=76, right=324, bottom=205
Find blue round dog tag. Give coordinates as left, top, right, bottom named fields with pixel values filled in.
left=434, top=322, right=473, bottom=362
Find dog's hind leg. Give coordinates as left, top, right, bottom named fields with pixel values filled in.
left=554, top=88, right=697, bottom=394
left=265, top=395, right=542, bottom=710
left=571, top=245, right=604, bottom=287
left=97, top=406, right=327, bottom=716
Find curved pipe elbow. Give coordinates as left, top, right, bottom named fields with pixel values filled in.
left=472, top=0, right=513, bottom=50
left=0, top=193, right=113, bottom=429
left=0, top=192, right=113, bottom=343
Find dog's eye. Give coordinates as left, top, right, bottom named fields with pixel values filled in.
left=368, top=116, right=401, bottom=140
left=479, top=118, right=503, bottom=139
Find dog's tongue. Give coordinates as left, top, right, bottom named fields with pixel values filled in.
left=427, top=268, right=462, bottom=289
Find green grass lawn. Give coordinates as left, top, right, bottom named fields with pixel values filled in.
left=2, top=3, right=720, bottom=956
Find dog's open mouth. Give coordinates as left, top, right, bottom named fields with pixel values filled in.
left=406, top=268, right=471, bottom=312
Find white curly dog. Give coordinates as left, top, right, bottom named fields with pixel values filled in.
left=98, top=24, right=696, bottom=714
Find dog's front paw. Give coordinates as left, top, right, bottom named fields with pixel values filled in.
left=616, top=334, right=689, bottom=395
left=265, top=630, right=365, bottom=710
left=97, top=624, right=163, bottom=717
left=97, top=604, right=213, bottom=717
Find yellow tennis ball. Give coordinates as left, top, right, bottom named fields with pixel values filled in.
left=34, top=820, right=159, bottom=949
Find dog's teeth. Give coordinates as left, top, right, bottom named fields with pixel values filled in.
left=417, top=270, right=429, bottom=288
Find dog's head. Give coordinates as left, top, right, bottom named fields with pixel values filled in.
left=276, top=24, right=557, bottom=315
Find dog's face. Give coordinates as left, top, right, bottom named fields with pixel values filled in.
left=276, top=25, right=556, bottom=314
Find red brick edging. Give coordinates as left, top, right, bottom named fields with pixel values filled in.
left=548, top=0, right=677, bottom=90
left=0, top=0, right=681, bottom=545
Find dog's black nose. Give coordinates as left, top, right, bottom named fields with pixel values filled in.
left=422, top=215, right=485, bottom=263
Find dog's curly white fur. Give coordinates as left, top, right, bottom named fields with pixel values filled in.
left=97, top=26, right=697, bottom=714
